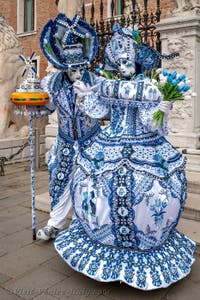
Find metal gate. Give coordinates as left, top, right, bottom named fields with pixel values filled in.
left=55, top=0, right=162, bottom=69
left=81, top=0, right=161, bottom=69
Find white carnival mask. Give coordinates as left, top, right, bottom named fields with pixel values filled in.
left=66, top=67, right=84, bottom=82
left=117, top=53, right=136, bottom=77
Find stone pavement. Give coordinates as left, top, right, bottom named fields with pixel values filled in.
left=0, top=161, right=199, bottom=300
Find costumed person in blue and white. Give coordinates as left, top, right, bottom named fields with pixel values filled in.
left=36, top=13, right=99, bottom=240
left=54, top=24, right=196, bottom=290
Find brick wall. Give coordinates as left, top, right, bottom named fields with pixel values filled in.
left=84, top=0, right=177, bottom=21
left=0, top=0, right=58, bottom=79
left=135, top=0, right=176, bottom=18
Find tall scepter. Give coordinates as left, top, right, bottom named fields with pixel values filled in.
left=10, top=52, right=49, bottom=240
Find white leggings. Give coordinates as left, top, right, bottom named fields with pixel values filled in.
left=47, top=180, right=72, bottom=229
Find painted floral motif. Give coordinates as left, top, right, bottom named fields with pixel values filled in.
left=150, top=198, right=168, bottom=228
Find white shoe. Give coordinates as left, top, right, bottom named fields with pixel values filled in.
left=36, top=225, right=58, bottom=240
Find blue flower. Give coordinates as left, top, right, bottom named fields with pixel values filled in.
left=95, top=151, right=104, bottom=160
left=171, top=71, right=177, bottom=79
left=162, top=70, right=168, bottom=76
left=172, top=80, right=178, bottom=86
left=133, top=30, right=139, bottom=37
left=183, top=85, right=190, bottom=92
left=177, top=86, right=183, bottom=92
left=178, top=74, right=186, bottom=81
left=167, top=75, right=172, bottom=83
left=162, top=201, right=167, bottom=208
left=96, top=68, right=101, bottom=73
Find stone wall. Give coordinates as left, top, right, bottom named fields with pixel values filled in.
left=157, top=3, right=200, bottom=149
left=0, top=136, right=45, bottom=164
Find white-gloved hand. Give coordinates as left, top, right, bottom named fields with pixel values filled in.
left=158, top=100, right=173, bottom=116
left=73, top=80, right=91, bottom=98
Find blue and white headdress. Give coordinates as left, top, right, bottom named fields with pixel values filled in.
left=40, top=14, right=98, bottom=70
left=104, top=24, right=179, bottom=72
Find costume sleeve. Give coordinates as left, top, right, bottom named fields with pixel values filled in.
left=82, top=77, right=110, bottom=119
left=137, top=81, right=169, bottom=135
left=40, top=76, right=56, bottom=113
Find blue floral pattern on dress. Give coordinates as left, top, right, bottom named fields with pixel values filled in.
left=150, top=198, right=168, bottom=228
left=54, top=219, right=195, bottom=290
left=53, top=74, right=195, bottom=290
left=49, top=138, right=75, bottom=210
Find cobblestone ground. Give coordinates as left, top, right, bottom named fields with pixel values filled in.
left=0, top=161, right=199, bottom=300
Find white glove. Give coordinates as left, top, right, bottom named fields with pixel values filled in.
left=158, top=101, right=173, bottom=116
left=73, top=80, right=91, bottom=98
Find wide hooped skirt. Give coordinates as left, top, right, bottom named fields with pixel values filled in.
left=54, top=218, right=195, bottom=291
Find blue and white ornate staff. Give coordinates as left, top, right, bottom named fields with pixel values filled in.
left=11, top=52, right=49, bottom=240
left=29, top=111, right=36, bottom=239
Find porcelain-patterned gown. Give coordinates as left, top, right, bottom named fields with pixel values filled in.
left=54, top=75, right=195, bottom=290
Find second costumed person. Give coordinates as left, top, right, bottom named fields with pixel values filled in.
left=37, top=13, right=100, bottom=239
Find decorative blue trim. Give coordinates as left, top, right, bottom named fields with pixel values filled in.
left=78, top=123, right=100, bottom=149
left=108, top=165, right=138, bottom=248
left=40, top=20, right=68, bottom=70
left=100, top=96, right=160, bottom=107
left=98, top=131, right=162, bottom=144
left=49, top=137, right=75, bottom=210
left=40, top=14, right=98, bottom=70
left=58, top=128, right=75, bottom=145
left=81, top=151, right=182, bottom=173
left=135, top=81, right=144, bottom=101
left=54, top=219, right=195, bottom=290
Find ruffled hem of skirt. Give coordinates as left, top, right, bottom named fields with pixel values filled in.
left=54, top=219, right=196, bottom=291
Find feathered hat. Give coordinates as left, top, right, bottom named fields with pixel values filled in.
left=40, top=14, right=98, bottom=70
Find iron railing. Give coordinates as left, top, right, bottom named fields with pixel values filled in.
left=81, top=0, right=161, bottom=70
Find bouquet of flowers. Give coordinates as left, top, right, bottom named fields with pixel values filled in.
left=151, top=69, right=192, bottom=127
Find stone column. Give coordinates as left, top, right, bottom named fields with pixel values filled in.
left=156, top=6, right=200, bottom=149
left=57, top=0, right=81, bottom=17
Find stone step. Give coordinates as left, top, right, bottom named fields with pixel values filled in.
left=36, top=192, right=50, bottom=213
left=178, top=218, right=200, bottom=255
left=183, top=149, right=200, bottom=155
left=186, top=170, right=200, bottom=194
left=187, top=164, right=200, bottom=173
left=182, top=192, right=200, bottom=222
left=184, top=150, right=200, bottom=172
left=186, top=153, right=200, bottom=164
